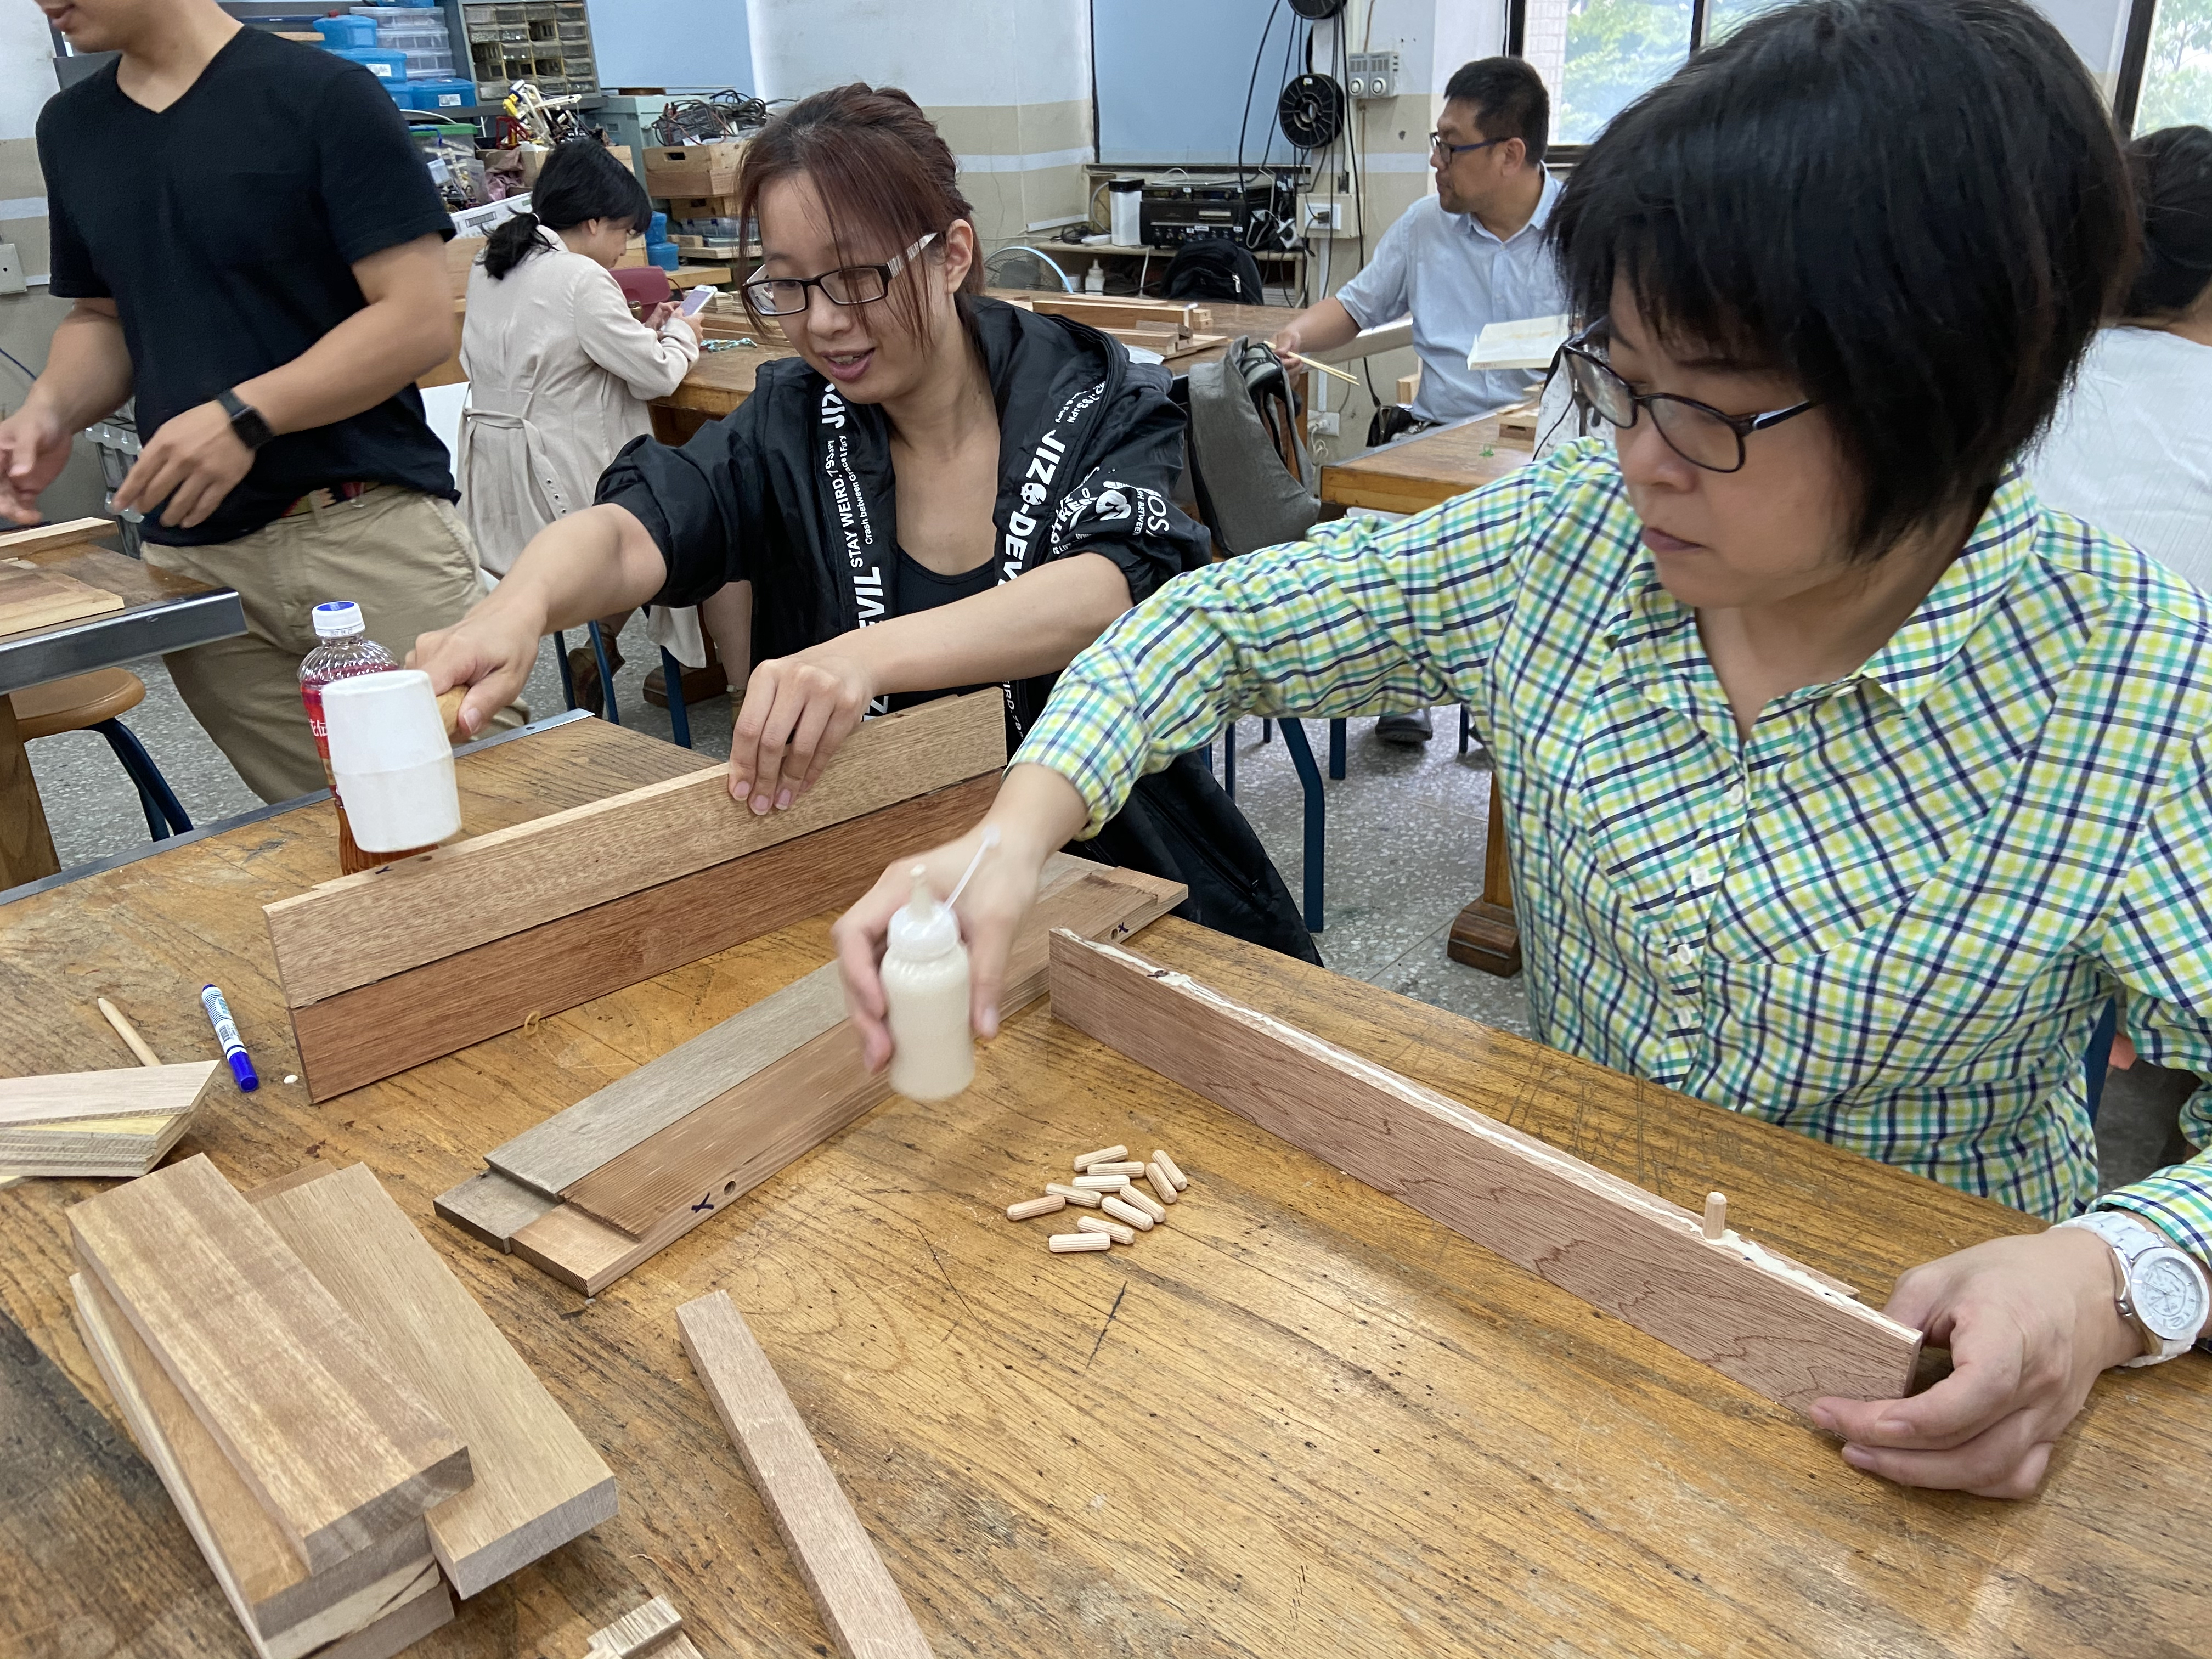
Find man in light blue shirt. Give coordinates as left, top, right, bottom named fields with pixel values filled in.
left=1272, top=56, right=1566, bottom=741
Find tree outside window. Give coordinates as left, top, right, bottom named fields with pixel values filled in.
left=2136, top=0, right=2212, bottom=131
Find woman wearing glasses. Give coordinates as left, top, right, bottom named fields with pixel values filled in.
left=834, top=0, right=2212, bottom=1498
left=417, top=83, right=1312, bottom=958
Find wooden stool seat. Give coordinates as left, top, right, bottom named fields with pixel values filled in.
left=11, top=669, right=147, bottom=740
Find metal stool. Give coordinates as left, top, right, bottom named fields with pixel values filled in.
left=552, top=622, right=693, bottom=749
left=1214, top=714, right=1328, bottom=934
left=14, top=669, right=192, bottom=840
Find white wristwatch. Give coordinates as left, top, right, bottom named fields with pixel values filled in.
left=2055, top=1211, right=2211, bottom=1367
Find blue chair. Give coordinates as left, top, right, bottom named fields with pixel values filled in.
left=552, top=621, right=693, bottom=748
left=2086, top=997, right=2119, bottom=1124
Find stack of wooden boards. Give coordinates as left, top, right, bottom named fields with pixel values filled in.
left=69, top=1155, right=616, bottom=1659
left=0, top=1060, right=217, bottom=1178
left=0, top=524, right=126, bottom=634
left=1008, top=294, right=1227, bottom=362
left=437, top=853, right=1187, bottom=1295
left=262, top=691, right=1009, bottom=1101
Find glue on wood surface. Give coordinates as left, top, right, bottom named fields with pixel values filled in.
left=881, top=865, right=974, bottom=1102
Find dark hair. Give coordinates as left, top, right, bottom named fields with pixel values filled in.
left=1551, top=0, right=2132, bottom=558
left=1443, top=57, right=1549, bottom=167
left=2125, top=126, right=2212, bottom=318
left=733, top=83, right=979, bottom=340
left=483, top=140, right=653, bottom=279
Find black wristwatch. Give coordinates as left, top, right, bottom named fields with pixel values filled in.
left=217, top=388, right=275, bottom=450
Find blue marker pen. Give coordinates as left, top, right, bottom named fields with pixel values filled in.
left=201, top=984, right=259, bottom=1092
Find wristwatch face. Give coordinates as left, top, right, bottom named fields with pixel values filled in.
left=2136, top=1249, right=2208, bottom=1342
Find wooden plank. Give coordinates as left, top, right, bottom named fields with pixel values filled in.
left=0, top=1059, right=219, bottom=1126
left=502, top=865, right=1185, bottom=1293
left=0, top=516, right=115, bottom=554
left=266, top=690, right=1007, bottom=1008
left=433, top=1167, right=558, bottom=1251
left=70, top=1269, right=439, bottom=1659
left=676, top=1291, right=932, bottom=1659
left=1045, top=931, right=1925, bottom=1412
left=249, top=1163, right=618, bottom=1598
left=486, top=851, right=1099, bottom=1201
left=67, top=1154, right=473, bottom=1572
left=290, top=770, right=1001, bottom=1101
left=0, top=562, right=127, bottom=633
left=561, top=867, right=1187, bottom=1238
left=0, top=1108, right=196, bottom=1177
left=1032, top=295, right=1208, bottom=331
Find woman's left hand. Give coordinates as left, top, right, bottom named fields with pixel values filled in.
left=1810, top=1226, right=2148, bottom=1497
left=641, top=300, right=677, bottom=329
left=727, top=648, right=876, bottom=814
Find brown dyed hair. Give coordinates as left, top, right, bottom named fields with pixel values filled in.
left=735, top=83, right=982, bottom=340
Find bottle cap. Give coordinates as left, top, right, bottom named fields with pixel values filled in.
left=313, top=600, right=366, bottom=639
left=887, top=865, right=961, bottom=960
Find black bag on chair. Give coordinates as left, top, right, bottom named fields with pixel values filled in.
left=1069, top=751, right=1323, bottom=965
left=1161, top=240, right=1267, bottom=303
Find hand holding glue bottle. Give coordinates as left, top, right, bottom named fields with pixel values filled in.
left=877, top=830, right=997, bottom=1101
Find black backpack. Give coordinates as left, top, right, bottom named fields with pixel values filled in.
left=1162, top=239, right=1266, bottom=303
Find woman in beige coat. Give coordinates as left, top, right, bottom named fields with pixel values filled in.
left=458, top=140, right=736, bottom=706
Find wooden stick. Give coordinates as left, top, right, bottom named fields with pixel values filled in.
left=1296, top=355, right=1362, bottom=387
left=676, top=1292, right=934, bottom=1658
left=97, top=997, right=162, bottom=1066
left=1046, top=931, right=1922, bottom=1412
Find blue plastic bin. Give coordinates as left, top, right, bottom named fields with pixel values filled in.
left=328, top=44, right=409, bottom=81
left=402, top=77, right=476, bottom=109
left=315, top=15, right=377, bottom=46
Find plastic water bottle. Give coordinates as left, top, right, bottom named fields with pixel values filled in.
left=881, top=864, right=975, bottom=1102
left=298, top=601, right=435, bottom=873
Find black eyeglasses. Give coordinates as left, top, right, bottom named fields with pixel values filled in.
left=741, top=232, right=936, bottom=318
left=1561, top=319, right=1816, bottom=473
left=1430, top=132, right=1505, bottom=160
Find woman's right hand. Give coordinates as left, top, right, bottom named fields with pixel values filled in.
left=833, top=765, right=1092, bottom=1070
left=641, top=300, right=678, bottom=329
left=408, top=602, right=541, bottom=738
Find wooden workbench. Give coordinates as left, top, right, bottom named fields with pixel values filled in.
left=5, top=719, right=2204, bottom=1658
left=1316, top=411, right=1530, bottom=516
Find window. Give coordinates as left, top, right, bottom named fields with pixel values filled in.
left=1509, top=0, right=1794, bottom=148
left=2119, top=0, right=2212, bottom=133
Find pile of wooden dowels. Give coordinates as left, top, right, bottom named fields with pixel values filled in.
left=1003, top=1143, right=1189, bottom=1252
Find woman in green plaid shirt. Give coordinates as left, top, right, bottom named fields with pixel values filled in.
left=837, top=0, right=2212, bottom=1496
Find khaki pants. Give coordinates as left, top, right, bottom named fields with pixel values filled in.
left=143, top=488, right=527, bottom=804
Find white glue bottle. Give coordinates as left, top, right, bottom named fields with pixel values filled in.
left=882, top=832, right=996, bottom=1102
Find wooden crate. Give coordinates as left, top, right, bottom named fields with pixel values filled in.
left=644, top=142, right=745, bottom=199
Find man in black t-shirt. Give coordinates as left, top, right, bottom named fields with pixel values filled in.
left=0, top=0, right=522, bottom=802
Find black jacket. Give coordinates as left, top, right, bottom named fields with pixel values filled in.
left=596, top=296, right=1319, bottom=963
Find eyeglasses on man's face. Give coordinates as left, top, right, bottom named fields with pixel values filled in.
left=1561, top=319, right=1818, bottom=474
left=741, top=232, right=938, bottom=318
left=1430, top=132, right=1506, bottom=161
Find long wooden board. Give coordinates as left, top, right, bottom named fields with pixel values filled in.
left=67, top=1154, right=473, bottom=1572
left=70, top=1269, right=439, bottom=1659
left=289, top=770, right=1001, bottom=1101
left=486, top=851, right=1097, bottom=1202
left=0, top=515, right=114, bottom=554
left=0, top=1108, right=196, bottom=1177
left=455, top=864, right=1187, bottom=1294
left=249, top=1163, right=618, bottom=1598
left=265, top=690, right=1007, bottom=1008
left=677, top=1292, right=933, bottom=1659
left=1046, top=932, right=1924, bottom=1412
left=561, top=867, right=1188, bottom=1238
left=0, top=1059, right=218, bottom=1126
left=0, top=561, right=126, bottom=635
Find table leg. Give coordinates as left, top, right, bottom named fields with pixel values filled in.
left=0, top=695, right=60, bottom=889
left=1448, top=782, right=1520, bottom=976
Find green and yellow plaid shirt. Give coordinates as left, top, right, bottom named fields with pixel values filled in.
left=1018, top=440, right=2212, bottom=1261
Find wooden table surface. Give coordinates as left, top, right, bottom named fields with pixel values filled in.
left=2, top=715, right=2204, bottom=1659
left=1317, top=412, right=1532, bottom=515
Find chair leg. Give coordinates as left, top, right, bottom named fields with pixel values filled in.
left=2086, top=997, right=2119, bottom=1125
left=1222, top=719, right=1236, bottom=799
left=659, top=648, right=693, bottom=749
left=1277, top=718, right=1325, bottom=934
left=94, top=719, right=193, bottom=839
left=1459, top=704, right=1471, bottom=756
left=1328, top=718, right=1346, bottom=781
left=1262, top=718, right=1273, bottom=743
left=588, top=620, right=620, bottom=726
left=554, top=629, right=579, bottom=710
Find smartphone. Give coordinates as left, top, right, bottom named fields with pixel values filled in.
left=679, top=285, right=716, bottom=317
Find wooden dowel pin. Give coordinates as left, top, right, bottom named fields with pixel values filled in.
left=1045, top=1182, right=1102, bottom=1207
left=1072, top=1144, right=1128, bottom=1171
left=1006, top=1195, right=1065, bottom=1222
left=1078, top=1214, right=1136, bottom=1245
left=1120, top=1184, right=1167, bottom=1224
left=96, top=997, right=161, bottom=1068
left=1086, top=1160, right=1146, bottom=1177
left=1144, top=1161, right=1178, bottom=1205
left=1703, top=1191, right=1727, bottom=1242
left=1074, top=1173, right=1130, bottom=1192
left=1049, top=1232, right=1111, bottom=1253
left=1151, top=1150, right=1189, bottom=1191
left=1100, top=1194, right=1154, bottom=1232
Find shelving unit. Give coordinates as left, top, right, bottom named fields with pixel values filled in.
left=462, top=0, right=598, bottom=109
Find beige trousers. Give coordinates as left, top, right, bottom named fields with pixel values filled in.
left=143, top=488, right=527, bottom=804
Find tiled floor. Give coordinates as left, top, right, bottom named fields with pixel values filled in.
left=21, top=627, right=2185, bottom=1192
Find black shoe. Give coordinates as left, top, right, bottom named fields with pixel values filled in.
left=567, top=641, right=625, bottom=716
left=1375, top=708, right=1434, bottom=746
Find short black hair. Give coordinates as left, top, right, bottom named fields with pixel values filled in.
left=1444, top=57, right=1549, bottom=168
left=483, top=140, right=653, bottom=279
left=1550, top=0, right=2132, bottom=558
left=2126, top=126, right=2212, bottom=318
